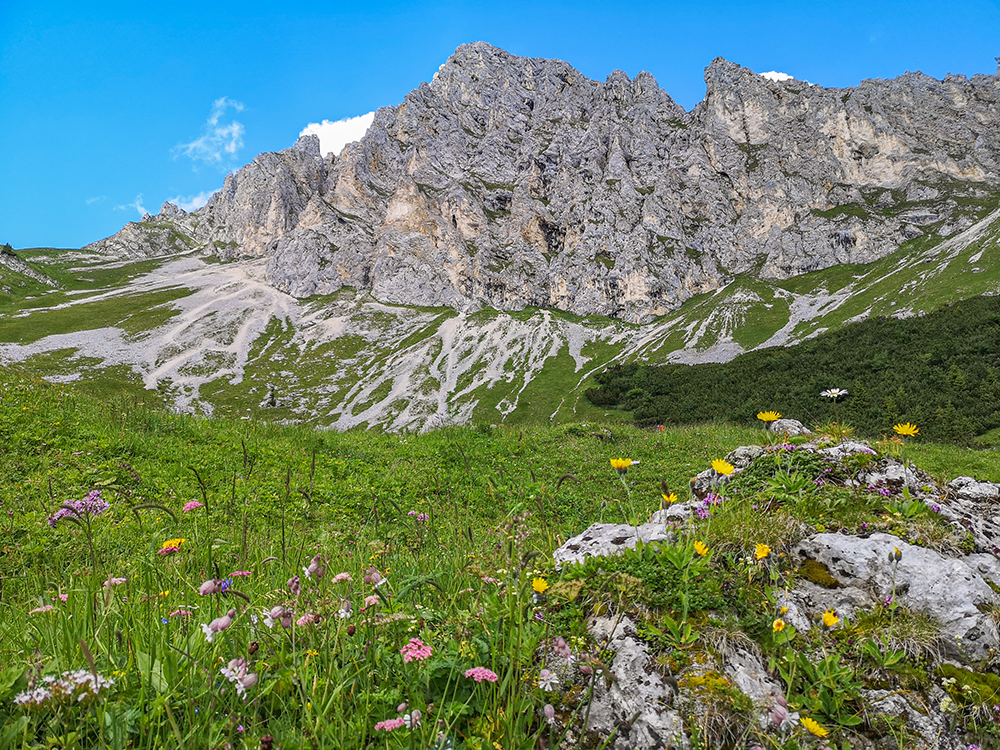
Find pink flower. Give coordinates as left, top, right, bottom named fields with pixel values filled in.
left=104, top=577, right=126, bottom=587
left=374, top=717, right=406, bottom=732
left=362, top=595, right=380, bottom=609
left=199, top=579, right=222, bottom=596
left=182, top=501, right=204, bottom=512
left=332, top=572, right=352, bottom=583
left=157, top=546, right=179, bottom=556
left=400, top=638, right=433, bottom=663
left=297, top=613, right=319, bottom=627
left=303, top=555, right=326, bottom=580
left=465, top=666, right=498, bottom=683
left=169, top=609, right=192, bottom=618
left=201, top=608, right=236, bottom=642
left=29, top=605, right=54, bottom=614
left=230, top=571, right=251, bottom=577
left=53, top=593, right=68, bottom=602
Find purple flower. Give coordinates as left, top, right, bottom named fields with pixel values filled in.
left=48, top=490, right=109, bottom=528
left=182, top=501, right=204, bottom=512
left=879, top=487, right=892, bottom=497
left=694, top=506, right=710, bottom=520
left=931, top=503, right=942, bottom=513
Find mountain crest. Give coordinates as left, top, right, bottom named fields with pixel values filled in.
left=86, top=45, right=1000, bottom=323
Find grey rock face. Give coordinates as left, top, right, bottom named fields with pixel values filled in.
left=767, top=418, right=810, bottom=436
left=553, top=521, right=677, bottom=568
left=586, top=615, right=687, bottom=750
left=792, top=532, right=1000, bottom=661
left=85, top=202, right=200, bottom=258
left=89, top=43, right=1000, bottom=321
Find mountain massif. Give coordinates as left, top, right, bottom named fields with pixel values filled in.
left=3, top=45, right=1000, bottom=431
left=87, top=43, right=1000, bottom=323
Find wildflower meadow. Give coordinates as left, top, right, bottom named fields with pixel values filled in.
left=3, top=372, right=1000, bottom=749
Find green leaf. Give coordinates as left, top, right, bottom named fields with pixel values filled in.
left=137, top=650, right=167, bottom=694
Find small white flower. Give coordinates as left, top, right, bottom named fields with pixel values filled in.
left=201, top=623, right=215, bottom=642
left=538, top=669, right=559, bottom=692
left=337, top=608, right=352, bottom=619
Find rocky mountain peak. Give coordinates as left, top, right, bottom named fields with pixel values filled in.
left=87, top=45, right=1000, bottom=322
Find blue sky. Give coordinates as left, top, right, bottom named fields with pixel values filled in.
left=2, top=0, right=998, bottom=249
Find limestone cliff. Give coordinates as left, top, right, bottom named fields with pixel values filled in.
left=86, top=43, right=1000, bottom=322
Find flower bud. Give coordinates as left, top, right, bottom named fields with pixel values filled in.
left=771, top=703, right=788, bottom=727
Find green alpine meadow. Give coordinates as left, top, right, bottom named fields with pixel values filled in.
left=6, top=29, right=1000, bottom=750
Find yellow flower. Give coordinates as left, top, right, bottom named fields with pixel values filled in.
left=161, top=538, right=186, bottom=549
left=610, top=458, right=632, bottom=474
left=754, top=543, right=771, bottom=561
left=757, top=411, right=781, bottom=423
left=800, top=716, right=829, bottom=737
left=711, top=459, right=735, bottom=476
left=693, top=540, right=709, bottom=557
left=893, top=422, right=919, bottom=437
left=780, top=606, right=788, bottom=615
left=772, top=618, right=785, bottom=633
left=532, top=577, right=550, bottom=594
left=305, top=649, right=318, bottom=657
left=159, top=590, right=170, bottom=597
left=822, top=609, right=839, bottom=628
left=660, top=492, right=678, bottom=507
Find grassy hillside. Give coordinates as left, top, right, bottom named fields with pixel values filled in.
left=587, top=294, right=1000, bottom=445
left=0, top=200, right=998, bottom=432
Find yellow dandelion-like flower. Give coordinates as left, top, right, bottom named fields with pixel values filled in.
left=693, top=540, right=709, bottom=557
left=754, top=543, right=771, bottom=561
left=800, top=716, right=829, bottom=737
left=305, top=649, right=318, bottom=657
left=660, top=492, right=678, bottom=507
left=772, top=618, right=785, bottom=633
left=757, top=411, right=781, bottom=423
left=610, top=458, right=633, bottom=474
left=892, top=422, right=919, bottom=437
left=822, top=609, right=839, bottom=628
left=161, top=538, right=186, bottom=549
left=532, top=577, right=550, bottom=594
left=711, top=459, right=735, bottom=476
left=779, top=605, right=788, bottom=615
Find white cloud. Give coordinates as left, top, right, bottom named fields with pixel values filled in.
left=85, top=195, right=106, bottom=205
left=760, top=71, right=811, bottom=84
left=167, top=190, right=217, bottom=212
left=114, top=194, right=148, bottom=217
left=173, top=97, right=246, bottom=167
left=299, top=112, right=376, bottom=157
